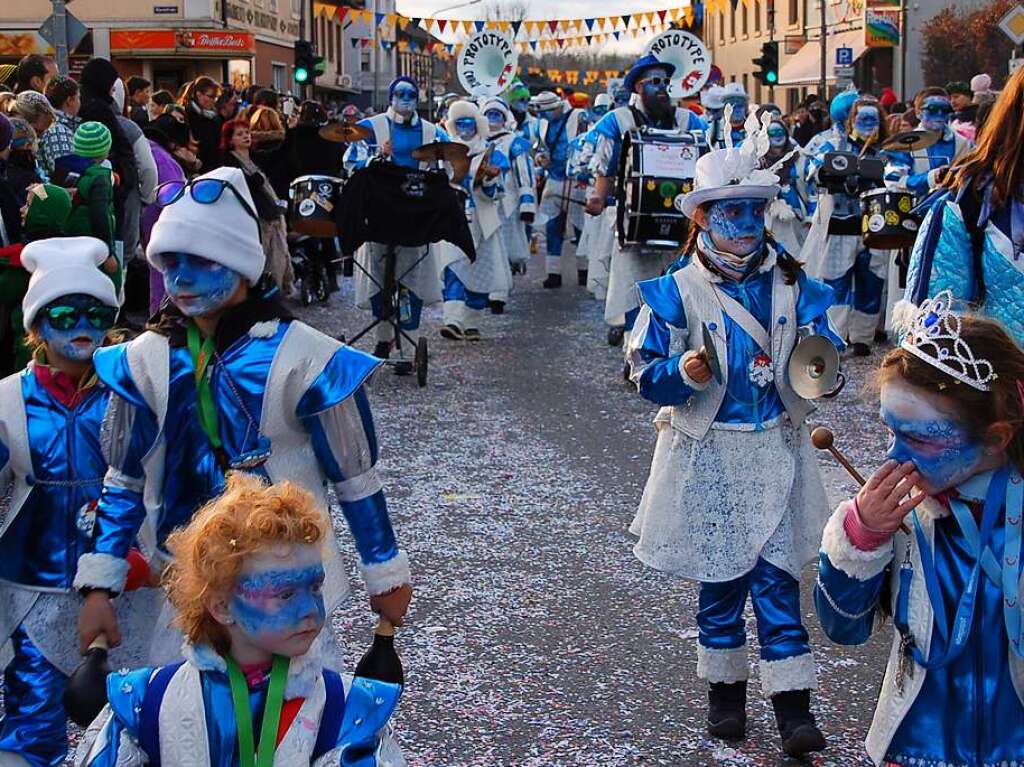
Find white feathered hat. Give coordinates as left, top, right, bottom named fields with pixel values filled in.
left=445, top=99, right=489, bottom=142
left=677, top=107, right=782, bottom=218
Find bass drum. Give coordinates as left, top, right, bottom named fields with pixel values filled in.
left=861, top=187, right=920, bottom=249
left=617, top=129, right=704, bottom=250
left=289, top=175, right=345, bottom=238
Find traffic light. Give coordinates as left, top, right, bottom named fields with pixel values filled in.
left=753, top=41, right=779, bottom=86
left=294, top=39, right=313, bottom=84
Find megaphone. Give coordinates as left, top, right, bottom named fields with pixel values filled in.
left=787, top=335, right=844, bottom=399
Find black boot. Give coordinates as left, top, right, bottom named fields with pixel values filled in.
left=707, top=682, right=746, bottom=740
left=373, top=341, right=391, bottom=360
left=771, top=689, right=826, bottom=757
left=607, top=325, right=625, bottom=347
left=850, top=341, right=871, bottom=357
left=542, top=273, right=562, bottom=289
left=577, top=269, right=588, bottom=287
left=489, top=300, right=505, bottom=315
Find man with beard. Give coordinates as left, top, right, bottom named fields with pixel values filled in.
left=584, top=55, right=706, bottom=376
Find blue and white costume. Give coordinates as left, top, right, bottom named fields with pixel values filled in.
left=75, top=643, right=405, bottom=766
left=816, top=468, right=1024, bottom=767
left=627, top=243, right=842, bottom=694
left=764, top=148, right=811, bottom=257
left=883, top=126, right=971, bottom=198
left=440, top=102, right=512, bottom=334
left=588, top=103, right=707, bottom=329
left=346, top=108, right=451, bottom=347
left=898, top=177, right=1024, bottom=345
left=484, top=98, right=535, bottom=278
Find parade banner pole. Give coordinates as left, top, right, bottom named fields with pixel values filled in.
left=819, top=0, right=827, bottom=97
left=51, top=0, right=69, bottom=76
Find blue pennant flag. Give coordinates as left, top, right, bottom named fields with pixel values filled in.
left=475, top=19, right=486, bottom=32
left=584, top=18, right=595, bottom=30
left=375, top=12, right=385, bottom=25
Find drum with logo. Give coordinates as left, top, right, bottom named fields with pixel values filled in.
left=289, top=175, right=345, bottom=237
left=860, top=188, right=920, bottom=249
left=617, top=128, right=705, bottom=250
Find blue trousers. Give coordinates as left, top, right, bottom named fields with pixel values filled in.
left=545, top=211, right=568, bottom=259
left=697, top=558, right=810, bottom=662
left=824, top=248, right=885, bottom=316
left=0, top=625, right=68, bottom=767
left=441, top=267, right=489, bottom=310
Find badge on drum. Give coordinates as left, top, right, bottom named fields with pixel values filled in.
left=868, top=213, right=886, bottom=233
left=298, top=198, right=316, bottom=217
left=884, top=210, right=900, bottom=226
left=317, top=182, right=333, bottom=197
left=644, top=30, right=712, bottom=98
left=897, top=195, right=913, bottom=213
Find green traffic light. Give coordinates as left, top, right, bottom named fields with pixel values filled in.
left=766, top=71, right=778, bottom=84
left=295, top=67, right=309, bottom=83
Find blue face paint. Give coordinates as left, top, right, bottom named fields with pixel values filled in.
left=853, top=105, right=880, bottom=138
left=485, top=109, right=505, bottom=130
left=539, top=108, right=559, bottom=122
left=391, top=86, right=418, bottom=118
left=640, top=67, right=672, bottom=115
left=767, top=124, right=788, bottom=147
left=592, top=105, right=609, bottom=118
left=230, top=563, right=327, bottom=640
left=612, top=87, right=629, bottom=108
left=37, top=294, right=109, bottom=362
left=724, top=96, right=749, bottom=124
left=880, top=383, right=986, bottom=494
left=161, top=252, right=242, bottom=317
left=920, top=96, right=953, bottom=132
left=454, top=116, right=478, bottom=140
left=706, top=198, right=767, bottom=256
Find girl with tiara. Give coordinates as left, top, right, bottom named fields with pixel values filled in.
left=815, top=294, right=1024, bottom=767
left=77, top=473, right=404, bottom=765
left=626, top=113, right=843, bottom=758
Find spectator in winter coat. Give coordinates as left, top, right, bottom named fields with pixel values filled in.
left=114, top=111, right=158, bottom=260
left=127, top=76, right=151, bottom=127
left=180, top=76, right=222, bottom=171
left=65, top=121, right=120, bottom=292
left=4, top=117, right=41, bottom=205
left=39, top=75, right=81, bottom=179
left=140, top=117, right=188, bottom=313
left=14, top=54, right=55, bottom=94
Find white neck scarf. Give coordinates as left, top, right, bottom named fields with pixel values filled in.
left=698, top=231, right=765, bottom=282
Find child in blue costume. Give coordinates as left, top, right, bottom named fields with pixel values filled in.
left=76, top=473, right=404, bottom=766
left=627, top=117, right=843, bottom=758
left=815, top=296, right=1024, bottom=767
left=74, top=166, right=411, bottom=672
left=0, top=237, right=159, bottom=767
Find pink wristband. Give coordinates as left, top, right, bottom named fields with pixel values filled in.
left=844, top=500, right=896, bottom=552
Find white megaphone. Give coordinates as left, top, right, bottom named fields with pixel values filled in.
left=787, top=335, right=845, bottom=400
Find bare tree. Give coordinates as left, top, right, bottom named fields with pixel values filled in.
left=483, top=0, right=529, bottom=23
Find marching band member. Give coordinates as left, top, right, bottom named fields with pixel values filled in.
left=815, top=300, right=1024, bottom=767
left=73, top=166, right=412, bottom=671
left=884, top=87, right=972, bottom=197
left=439, top=100, right=511, bottom=341
left=709, top=82, right=750, bottom=148
left=763, top=118, right=810, bottom=257
left=898, top=67, right=1024, bottom=345
left=76, top=475, right=404, bottom=766
left=585, top=54, right=707, bottom=371
left=532, top=91, right=588, bottom=289
left=806, top=98, right=893, bottom=356
left=484, top=97, right=535, bottom=310
left=504, top=80, right=540, bottom=146
left=607, top=78, right=630, bottom=110
left=0, top=238, right=158, bottom=767
left=627, top=116, right=841, bottom=757
left=577, top=94, right=614, bottom=300
left=346, top=76, right=450, bottom=360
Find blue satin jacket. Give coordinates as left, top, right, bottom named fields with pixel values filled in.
left=79, top=655, right=402, bottom=766
left=630, top=247, right=842, bottom=427
left=347, top=114, right=451, bottom=170
left=0, top=366, right=149, bottom=590
left=903, top=180, right=1024, bottom=346
left=815, top=472, right=1024, bottom=767
left=587, top=106, right=708, bottom=179
left=83, top=321, right=401, bottom=592
left=884, top=128, right=971, bottom=197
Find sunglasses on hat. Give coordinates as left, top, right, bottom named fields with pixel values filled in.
left=44, top=304, right=117, bottom=331
left=156, top=178, right=260, bottom=223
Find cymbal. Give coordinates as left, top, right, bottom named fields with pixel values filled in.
left=319, top=121, right=371, bottom=143
left=411, top=141, right=469, bottom=164
left=881, top=129, right=940, bottom=152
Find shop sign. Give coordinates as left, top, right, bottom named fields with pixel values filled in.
left=226, top=2, right=300, bottom=38
left=178, top=30, right=255, bottom=52
left=153, top=5, right=179, bottom=13
left=110, top=29, right=255, bottom=54
left=0, top=31, right=52, bottom=57
left=864, top=0, right=900, bottom=48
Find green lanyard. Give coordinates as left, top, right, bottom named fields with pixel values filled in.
left=186, top=321, right=222, bottom=449
left=225, top=654, right=290, bottom=767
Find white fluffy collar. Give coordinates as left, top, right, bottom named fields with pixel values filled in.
left=183, top=642, right=322, bottom=699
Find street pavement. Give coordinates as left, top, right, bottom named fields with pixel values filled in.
left=316, top=250, right=895, bottom=767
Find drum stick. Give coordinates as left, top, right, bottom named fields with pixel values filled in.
left=811, top=427, right=911, bottom=534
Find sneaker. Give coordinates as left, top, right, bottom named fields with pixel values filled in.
left=851, top=342, right=872, bottom=357
left=707, top=682, right=747, bottom=740
left=771, top=690, right=826, bottom=757
left=577, top=269, right=588, bottom=287
left=607, top=326, right=625, bottom=347
left=489, top=300, right=505, bottom=315
left=440, top=325, right=464, bottom=341
left=542, top=274, right=562, bottom=289
left=373, top=341, right=391, bottom=359
left=464, top=328, right=482, bottom=342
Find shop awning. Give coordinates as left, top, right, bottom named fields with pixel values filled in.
left=778, top=29, right=866, bottom=86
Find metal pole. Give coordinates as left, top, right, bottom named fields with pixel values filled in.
left=51, top=0, right=69, bottom=76
left=819, top=0, right=826, bottom=98
left=373, top=0, right=380, bottom=112
left=899, top=0, right=908, bottom=100
left=767, top=0, right=775, bottom=102
left=221, top=0, right=229, bottom=82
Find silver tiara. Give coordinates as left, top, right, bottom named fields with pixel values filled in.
left=900, top=290, right=997, bottom=391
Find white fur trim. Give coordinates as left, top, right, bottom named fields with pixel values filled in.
left=679, top=350, right=711, bottom=391
left=182, top=641, right=322, bottom=699
left=249, top=319, right=280, bottom=339
left=759, top=653, right=817, bottom=697
left=359, top=551, right=411, bottom=596
left=820, top=502, right=893, bottom=582
left=74, top=553, right=129, bottom=593
left=696, top=645, right=749, bottom=684
left=890, top=299, right=920, bottom=337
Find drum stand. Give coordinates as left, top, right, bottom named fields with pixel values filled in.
left=346, top=242, right=429, bottom=388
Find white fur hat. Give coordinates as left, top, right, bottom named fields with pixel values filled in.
left=21, top=236, right=119, bottom=330
left=722, top=82, right=748, bottom=100
left=701, top=85, right=726, bottom=109
left=594, top=93, right=612, bottom=109
left=445, top=99, right=489, bottom=141
left=482, top=97, right=513, bottom=126
left=147, top=166, right=265, bottom=284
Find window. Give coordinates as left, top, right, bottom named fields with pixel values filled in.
left=742, top=2, right=748, bottom=35
left=719, top=10, right=725, bottom=41
left=754, top=81, right=762, bottom=102
left=360, top=50, right=371, bottom=72
left=754, top=0, right=761, bottom=32
left=328, top=19, right=335, bottom=62
left=272, top=63, right=287, bottom=93
left=268, top=0, right=277, bottom=10
left=730, top=3, right=735, bottom=37
left=336, top=22, right=342, bottom=66
left=742, top=73, right=749, bottom=92
left=789, top=0, right=799, bottom=26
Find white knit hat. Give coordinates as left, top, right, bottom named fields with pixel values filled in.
left=21, top=236, right=119, bottom=330
left=482, top=97, right=513, bottom=126
left=970, top=73, right=992, bottom=94
left=594, top=93, right=612, bottom=109
left=147, top=166, right=265, bottom=284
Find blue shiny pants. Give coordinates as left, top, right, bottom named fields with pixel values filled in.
left=545, top=210, right=568, bottom=259
left=697, top=558, right=810, bottom=662
left=442, top=267, right=489, bottom=331
left=0, top=626, right=68, bottom=767
left=825, top=248, right=885, bottom=315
